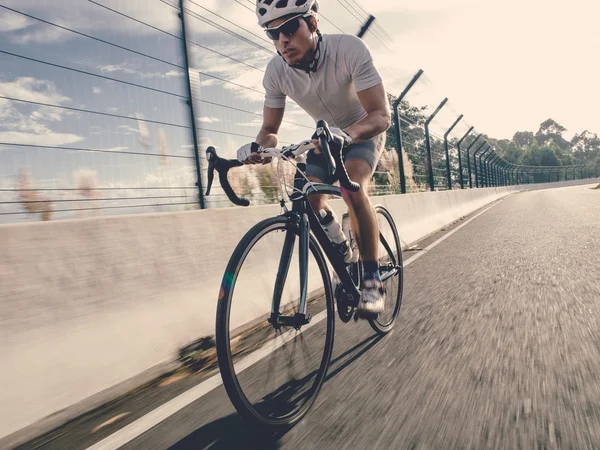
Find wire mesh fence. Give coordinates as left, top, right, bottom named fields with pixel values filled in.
left=1, top=1, right=598, bottom=224
left=0, top=1, right=198, bottom=223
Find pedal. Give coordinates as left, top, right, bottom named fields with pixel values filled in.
left=354, top=309, right=379, bottom=321
left=270, top=313, right=311, bottom=329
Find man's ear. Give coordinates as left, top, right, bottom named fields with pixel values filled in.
left=307, top=16, right=318, bottom=32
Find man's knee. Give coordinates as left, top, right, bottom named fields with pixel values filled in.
left=342, top=158, right=373, bottom=204
left=345, top=158, right=374, bottom=186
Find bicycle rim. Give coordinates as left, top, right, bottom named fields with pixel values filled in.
left=216, top=215, right=335, bottom=428
left=369, top=205, right=404, bottom=334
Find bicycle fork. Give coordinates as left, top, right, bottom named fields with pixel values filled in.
left=268, top=213, right=311, bottom=330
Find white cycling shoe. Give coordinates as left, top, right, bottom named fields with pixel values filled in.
left=357, top=278, right=386, bottom=318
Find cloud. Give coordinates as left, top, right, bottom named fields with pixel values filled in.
left=235, top=119, right=263, bottom=127
left=0, top=9, right=32, bottom=32
left=1, top=0, right=181, bottom=45
left=97, top=62, right=187, bottom=80
left=92, top=87, right=103, bottom=94
left=95, top=146, right=129, bottom=152
left=0, top=130, right=83, bottom=146
left=190, top=43, right=270, bottom=103
left=198, top=116, right=221, bottom=123
left=0, top=77, right=70, bottom=105
left=199, top=79, right=218, bottom=87
left=98, top=62, right=138, bottom=75
left=116, top=124, right=138, bottom=133
left=10, top=26, right=70, bottom=45
left=0, top=77, right=84, bottom=147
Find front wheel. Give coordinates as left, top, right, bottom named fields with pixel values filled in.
left=215, top=215, right=335, bottom=429
left=368, top=205, right=404, bottom=334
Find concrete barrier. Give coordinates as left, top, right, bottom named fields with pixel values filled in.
left=1, top=178, right=597, bottom=443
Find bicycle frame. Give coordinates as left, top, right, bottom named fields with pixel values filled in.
left=269, top=162, right=362, bottom=329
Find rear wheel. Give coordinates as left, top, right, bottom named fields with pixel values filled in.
left=216, top=215, right=335, bottom=428
left=368, top=205, right=404, bottom=334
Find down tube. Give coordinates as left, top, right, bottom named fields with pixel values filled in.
left=298, top=213, right=310, bottom=316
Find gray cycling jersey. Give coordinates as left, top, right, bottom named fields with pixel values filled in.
left=263, top=34, right=383, bottom=129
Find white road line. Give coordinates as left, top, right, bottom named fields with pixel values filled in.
left=86, top=311, right=328, bottom=450
left=87, top=198, right=505, bottom=450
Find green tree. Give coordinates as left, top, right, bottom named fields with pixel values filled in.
left=535, top=118, right=570, bottom=150
left=571, top=130, right=600, bottom=164
left=513, top=131, right=534, bottom=149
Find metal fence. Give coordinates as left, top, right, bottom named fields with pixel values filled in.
left=1, top=1, right=598, bottom=224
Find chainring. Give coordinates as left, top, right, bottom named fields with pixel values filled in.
left=334, top=261, right=363, bottom=323
left=335, top=283, right=355, bottom=323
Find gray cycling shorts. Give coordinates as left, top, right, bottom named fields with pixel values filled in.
left=306, top=133, right=385, bottom=184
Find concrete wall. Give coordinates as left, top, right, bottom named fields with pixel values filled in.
left=1, top=179, right=597, bottom=441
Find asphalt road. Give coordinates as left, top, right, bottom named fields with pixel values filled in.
left=19, top=184, right=600, bottom=450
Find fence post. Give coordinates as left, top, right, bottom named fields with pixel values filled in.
left=357, top=15, right=376, bottom=38
left=424, top=98, right=449, bottom=191
left=497, top=158, right=504, bottom=186
left=481, top=150, right=492, bottom=187
left=393, top=69, right=424, bottom=194
left=465, top=134, right=483, bottom=189
left=487, top=154, right=498, bottom=187
left=443, top=114, right=464, bottom=190
left=479, top=145, right=494, bottom=187
left=501, top=160, right=508, bottom=186
left=472, top=142, right=487, bottom=188
left=179, top=0, right=205, bottom=209
left=487, top=152, right=497, bottom=187
left=456, top=126, right=474, bottom=189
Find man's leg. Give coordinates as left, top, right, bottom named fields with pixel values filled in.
left=341, top=158, right=379, bottom=263
left=307, top=176, right=329, bottom=214
left=342, top=157, right=385, bottom=316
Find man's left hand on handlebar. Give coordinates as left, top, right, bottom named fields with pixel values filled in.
left=237, top=142, right=271, bottom=165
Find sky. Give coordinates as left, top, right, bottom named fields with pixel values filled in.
left=365, top=0, right=600, bottom=140
left=0, top=0, right=598, bottom=223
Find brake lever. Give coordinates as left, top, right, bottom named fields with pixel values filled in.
left=205, top=146, right=216, bottom=196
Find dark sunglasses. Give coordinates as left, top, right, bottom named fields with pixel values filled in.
left=264, top=14, right=308, bottom=41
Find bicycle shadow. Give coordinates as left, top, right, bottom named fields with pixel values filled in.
left=168, top=332, right=384, bottom=450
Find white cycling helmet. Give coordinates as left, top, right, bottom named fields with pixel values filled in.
left=256, top=0, right=319, bottom=27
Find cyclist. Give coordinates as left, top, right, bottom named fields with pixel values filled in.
left=237, top=0, right=391, bottom=317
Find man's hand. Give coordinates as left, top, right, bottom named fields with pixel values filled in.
left=237, top=142, right=271, bottom=165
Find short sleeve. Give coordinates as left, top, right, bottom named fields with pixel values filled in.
left=263, top=60, right=287, bottom=109
left=341, top=35, right=383, bottom=92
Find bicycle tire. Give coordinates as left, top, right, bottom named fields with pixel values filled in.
left=216, top=215, right=335, bottom=429
left=368, top=205, right=404, bottom=334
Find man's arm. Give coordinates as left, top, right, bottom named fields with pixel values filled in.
left=343, top=83, right=391, bottom=144
left=243, top=106, right=284, bottom=164
left=256, top=106, right=284, bottom=148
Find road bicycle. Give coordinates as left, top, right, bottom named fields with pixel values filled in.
left=205, top=120, right=404, bottom=428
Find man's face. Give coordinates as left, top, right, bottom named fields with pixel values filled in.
left=266, top=15, right=315, bottom=66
